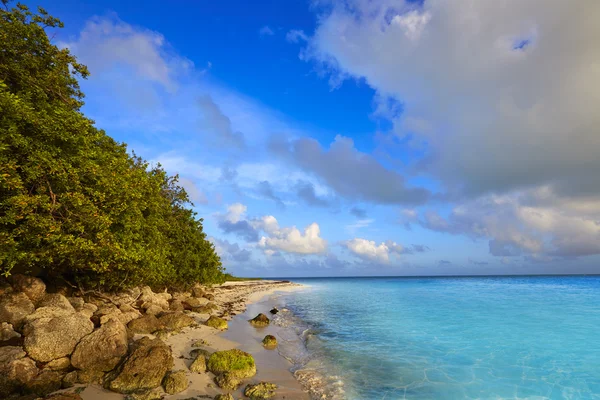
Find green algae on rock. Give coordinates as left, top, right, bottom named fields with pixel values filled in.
left=244, top=382, right=277, bottom=399
left=206, top=349, right=256, bottom=379
left=205, top=315, right=228, bottom=331
left=214, top=394, right=234, bottom=400
left=248, top=313, right=270, bottom=327
left=162, top=370, right=189, bottom=394
left=214, top=371, right=242, bottom=390
left=189, top=353, right=207, bottom=373
left=262, top=335, right=277, bottom=349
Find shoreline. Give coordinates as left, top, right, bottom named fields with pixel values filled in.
left=77, top=280, right=309, bottom=400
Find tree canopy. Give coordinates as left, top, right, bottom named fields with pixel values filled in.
left=0, top=1, right=225, bottom=290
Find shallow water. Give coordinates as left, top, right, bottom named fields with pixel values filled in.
left=276, top=276, right=600, bottom=400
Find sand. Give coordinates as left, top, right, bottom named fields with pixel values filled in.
left=77, top=280, right=308, bottom=400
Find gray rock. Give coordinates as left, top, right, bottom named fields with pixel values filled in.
left=38, top=293, right=75, bottom=312
left=10, top=274, right=46, bottom=304
left=71, top=318, right=128, bottom=372
left=23, top=312, right=94, bottom=362
left=0, top=292, right=35, bottom=329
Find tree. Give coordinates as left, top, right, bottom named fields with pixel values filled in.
left=0, top=1, right=225, bottom=290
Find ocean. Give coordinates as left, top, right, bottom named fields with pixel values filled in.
left=270, top=276, right=600, bottom=400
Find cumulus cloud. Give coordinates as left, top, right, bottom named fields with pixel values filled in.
left=216, top=203, right=260, bottom=242
left=344, top=238, right=406, bottom=264
left=271, top=135, right=429, bottom=205
left=198, top=95, right=246, bottom=149
left=304, top=0, right=600, bottom=198
left=258, top=217, right=327, bottom=255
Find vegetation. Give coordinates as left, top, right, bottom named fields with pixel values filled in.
left=0, top=1, right=225, bottom=290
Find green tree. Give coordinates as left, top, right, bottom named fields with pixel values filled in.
left=0, top=1, right=225, bottom=290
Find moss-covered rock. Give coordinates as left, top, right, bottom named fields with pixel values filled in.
left=108, top=337, right=173, bottom=394
left=262, top=335, right=277, bottom=349
left=162, top=370, right=188, bottom=394
left=244, top=382, right=277, bottom=399
left=206, top=349, right=256, bottom=379
left=194, top=302, right=218, bottom=314
left=158, top=311, right=196, bottom=330
left=248, top=313, right=270, bottom=327
left=205, top=315, right=228, bottom=331
left=189, top=353, right=207, bottom=373
left=214, top=394, right=234, bottom=400
left=214, top=371, right=241, bottom=390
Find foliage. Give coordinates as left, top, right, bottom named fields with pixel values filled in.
left=0, top=1, right=225, bottom=290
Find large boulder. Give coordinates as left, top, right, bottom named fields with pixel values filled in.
left=28, top=369, right=64, bottom=396
left=127, top=314, right=163, bottom=334
left=182, top=297, right=209, bottom=310
left=67, top=297, right=85, bottom=311
left=23, top=312, right=94, bottom=362
left=79, top=303, right=98, bottom=319
left=244, top=382, right=277, bottom=399
left=71, top=318, right=128, bottom=372
left=158, top=311, right=196, bottom=330
left=0, top=346, right=39, bottom=396
left=0, top=292, right=35, bottom=329
left=10, top=275, right=46, bottom=304
left=205, top=315, right=228, bottom=331
left=38, top=293, right=75, bottom=312
left=249, top=313, right=270, bottom=327
left=207, top=349, right=256, bottom=379
left=162, top=370, right=188, bottom=394
left=108, top=337, right=173, bottom=394
left=24, top=306, right=73, bottom=323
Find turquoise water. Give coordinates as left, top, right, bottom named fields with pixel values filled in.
left=275, top=276, right=600, bottom=399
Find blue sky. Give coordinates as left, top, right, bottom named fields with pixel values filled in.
left=32, top=0, right=600, bottom=276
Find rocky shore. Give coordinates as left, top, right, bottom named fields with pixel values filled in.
left=0, top=276, right=301, bottom=400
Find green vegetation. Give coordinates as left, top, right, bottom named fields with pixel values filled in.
left=0, top=1, right=225, bottom=290
left=222, top=273, right=262, bottom=282
left=206, top=349, right=256, bottom=379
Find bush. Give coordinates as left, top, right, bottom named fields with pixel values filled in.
left=0, top=1, right=225, bottom=290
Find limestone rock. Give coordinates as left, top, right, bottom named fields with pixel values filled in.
left=189, top=353, right=207, bottom=373
left=0, top=292, right=35, bottom=329
left=108, top=337, right=173, bottom=394
left=244, top=382, right=277, bottom=399
left=191, top=286, right=205, bottom=298
left=67, top=297, right=85, bottom=311
left=205, top=315, right=228, bottom=331
left=207, top=349, right=256, bottom=379
left=189, top=348, right=212, bottom=360
left=249, top=313, right=270, bottom=327
left=162, top=370, right=188, bottom=394
left=158, top=311, right=196, bottom=330
left=11, top=275, right=46, bottom=304
left=28, top=369, right=64, bottom=396
left=214, top=394, right=235, bottom=400
left=24, top=306, right=73, bottom=323
left=182, top=297, right=208, bottom=310
left=262, top=335, right=277, bottom=349
left=38, top=293, right=75, bottom=312
left=143, top=304, right=163, bottom=316
left=0, top=322, right=21, bottom=341
left=62, top=371, right=78, bottom=388
left=194, top=302, right=218, bottom=314
left=76, top=369, right=104, bottom=384
left=139, top=287, right=169, bottom=310
left=79, top=303, right=98, bottom=319
left=45, top=357, right=71, bottom=371
left=23, top=312, right=94, bottom=362
left=71, top=318, right=128, bottom=372
left=168, top=299, right=185, bottom=312
left=127, top=314, right=163, bottom=334
left=214, top=372, right=241, bottom=390
left=128, top=387, right=164, bottom=400
left=0, top=346, right=39, bottom=397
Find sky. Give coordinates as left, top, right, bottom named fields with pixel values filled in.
left=31, top=0, right=600, bottom=277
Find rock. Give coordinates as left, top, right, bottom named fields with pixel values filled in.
left=0, top=346, right=39, bottom=397
left=128, top=387, right=163, bottom=400
left=162, top=370, right=188, bottom=394
left=38, top=293, right=75, bottom=312
left=143, top=304, right=163, bottom=316
left=168, top=299, right=185, bottom=312
left=23, top=312, right=94, bottom=362
left=79, top=303, right=97, bottom=319
left=45, top=357, right=71, bottom=371
left=189, top=348, right=212, bottom=360
left=71, top=318, right=128, bottom=372
left=189, top=354, right=207, bottom=373
left=191, top=286, right=205, bottom=298
left=127, top=314, right=163, bottom=334
left=62, top=371, right=78, bottom=388
left=214, top=394, right=235, bottom=400
left=207, top=349, right=256, bottom=379
left=269, top=308, right=279, bottom=315
left=158, top=311, right=196, bottom=330
left=139, top=287, right=169, bottom=310
left=0, top=322, right=21, bottom=341
left=194, top=303, right=218, bottom=314
left=28, top=369, right=63, bottom=396
left=192, top=338, right=210, bottom=347
left=154, top=329, right=175, bottom=341
left=205, top=315, right=228, bottom=331
left=214, top=372, right=241, bottom=390
left=76, top=369, right=104, bottom=384
left=0, top=292, right=35, bottom=329
left=67, top=297, right=85, bottom=311
left=10, top=275, right=46, bottom=304
left=202, top=293, right=215, bottom=301
left=108, top=337, right=173, bottom=394
left=44, top=393, right=83, bottom=400
left=248, top=313, right=270, bottom=327
left=23, top=306, right=73, bottom=323
left=262, top=335, right=277, bottom=349
left=244, top=382, right=277, bottom=399
left=182, top=297, right=208, bottom=310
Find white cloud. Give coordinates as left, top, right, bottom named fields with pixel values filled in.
left=345, top=219, right=374, bottom=233
left=178, top=177, right=208, bottom=205
left=258, top=217, right=327, bottom=255
left=345, top=238, right=405, bottom=264
left=286, top=29, right=308, bottom=43
left=259, top=26, right=275, bottom=36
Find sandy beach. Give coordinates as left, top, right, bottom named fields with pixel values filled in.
left=76, top=280, right=309, bottom=400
